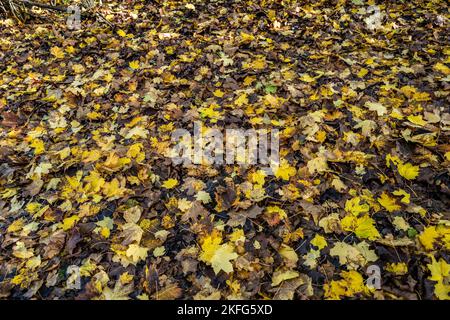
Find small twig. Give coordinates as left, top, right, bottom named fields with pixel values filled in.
left=2, top=0, right=114, bottom=27
left=21, top=0, right=67, bottom=12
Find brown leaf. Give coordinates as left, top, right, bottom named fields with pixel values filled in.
left=42, top=230, right=66, bottom=259
left=65, top=230, right=82, bottom=255
left=24, top=179, right=44, bottom=197
left=151, top=283, right=183, bottom=300
left=182, top=201, right=209, bottom=222
left=1, top=112, right=20, bottom=128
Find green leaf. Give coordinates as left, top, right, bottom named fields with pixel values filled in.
left=407, top=228, right=418, bottom=238
left=265, top=84, right=277, bottom=94
left=351, top=0, right=364, bottom=5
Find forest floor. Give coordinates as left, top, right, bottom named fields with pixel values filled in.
left=0, top=0, right=449, bottom=300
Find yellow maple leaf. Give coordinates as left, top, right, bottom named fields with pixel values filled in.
left=445, top=151, right=450, bottom=161
left=407, top=115, right=427, bottom=126
left=125, top=126, right=148, bottom=139
left=243, top=75, right=256, bottom=86
left=386, top=262, right=408, bottom=275
left=307, top=155, right=328, bottom=174
left=72, top=64, right=85, bottom=74
left=357, top=68, right=368, bottom=78
left=82, top=149, right=102, bottom=163
left=195, top=191, right=211, bottom=204
left=199, top=231, right=222, bottom=261
left=378, top=192, right=401, bottom=212
left=240, top=32, right=255, bottom=42
left=250, top=57, right=266, bottom=70
left=386, top=153, right=402, bottom=167
left=234, top=93, right=248, bottom=107
left=12, top=242, right=34, bottom=259
left=199, top=104, right=222, bottom=122
left=264, top=94, right=281, bottom=108
left=153, top=246, right=165, bottom=257
left=392, top=189, right=410, bottom=204
left=397, top=162, right=420, bottom=180
left=250, top=170, right=266, bottom=186
left=213, top=89, right=224, bottom=97
left=209, top=244, right=238, bottom=274
left=102, top=178, right=128, bottom=199
left=7, top=218, right=25, bottom=233
left=62, top=215, right=80, bottom=231
left=30, top=138, right=45, bottom=155
left=434, top=281, right=450, bottom=300
left=345, top=197, right=370, bottom=216
left=354, top=215, right=380, bottom=240
left=101, top=152, right=131, bottom=171
left=119, top=272, right=134, bottom=285
left=299, top=73, right=315, bottom=83
left=162, top=178, right=178, bottom=189
left=316, top=130, right=327, bottom=142
left=341, top=214, right=380, bottom=240
left=26, top=256, right=41, bottom=270
left=199, top=231, right=238, bottom=274
left=427, top=256, right=450, bottom=300
left=324, top=270, right=368, bottom=300
left=419, top=226, right=440, bottom=250
left=127, top=143, right=145, bottom=162
left=365, top=101, right=387, bottom=116
left=310, top=234, right=327, bottom=250
left=126, top=244, right=149, bottom=264
left=434, top=62, right=450, bottom=75
left=274, top=159, right=296, bottom=181
left=117, top=29, right=127, bottom=37
left=129, top=60, right=140, bottom=70
left=95, top=217, right=113, bottom=238
left=66, top=46, right=76, bottom=54
left=266, top=206, right=287, bottom=220
left=100, top=227, right=110, bottom=238
left=329, top=241, right=377, bottom=269
left=50, top=46, right=65, bottom=59
left=229, top=229, right=245, bottom=243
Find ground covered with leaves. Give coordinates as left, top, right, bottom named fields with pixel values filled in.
left=0, top=0, right=449, bottom=300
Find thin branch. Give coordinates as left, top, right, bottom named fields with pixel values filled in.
left=20, top=0, right=67, bottom=12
